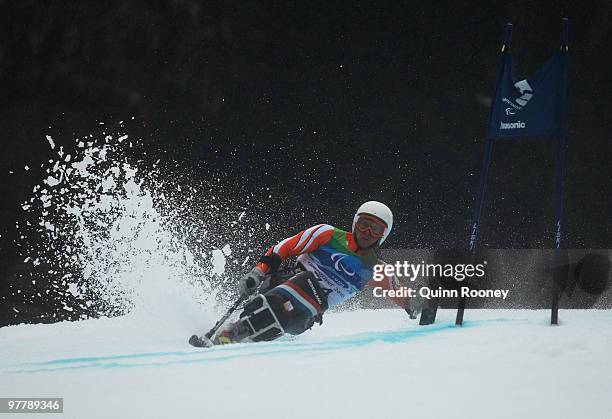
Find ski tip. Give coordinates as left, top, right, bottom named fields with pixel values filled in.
left=189, top=334, right=214, bottom=348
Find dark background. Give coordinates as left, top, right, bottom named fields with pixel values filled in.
left=1, top=1, right=610, bottom=325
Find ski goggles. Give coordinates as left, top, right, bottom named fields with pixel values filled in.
left=355, top=215, right=387, bottom=238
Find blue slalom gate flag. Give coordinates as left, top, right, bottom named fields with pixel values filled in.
left=486, top=33, right=568, bottom=139
left=468, top=20, right=569, bottom=251
left=460, top=19, right=571, bottom=327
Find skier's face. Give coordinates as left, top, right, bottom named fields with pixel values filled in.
left=354, top=215, right=387, bottom=248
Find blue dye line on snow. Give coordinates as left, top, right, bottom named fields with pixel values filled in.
left=7, top=318, right=517, bottom=374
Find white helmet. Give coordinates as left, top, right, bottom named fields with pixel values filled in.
left=352, top=201, right=393, bottom=244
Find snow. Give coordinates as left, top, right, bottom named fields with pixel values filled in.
left=45, top=135, right=55, bottom=150
left=11, top=132, right=610, bottom=417
left=44, top=176, right=60, bottom=187
left=1, top=309, right=611, bottom=419
left=211, top=249, right=227, bottom=275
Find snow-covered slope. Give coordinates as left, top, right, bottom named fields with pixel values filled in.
left=1, top=309, right=611, bottom=419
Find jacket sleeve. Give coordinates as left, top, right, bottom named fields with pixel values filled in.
left=367, top=261, right=408, bottom=308
left=256, top=224, right=335, bottom=274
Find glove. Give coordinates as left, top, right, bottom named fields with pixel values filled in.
left=238, top=267, right=265, bottom=297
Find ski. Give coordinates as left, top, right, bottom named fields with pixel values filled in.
left=189, top=295, right=247, bottom=348
left=189, top=334, right=215, bottom=348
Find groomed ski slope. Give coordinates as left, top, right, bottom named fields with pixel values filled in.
left=1, top=309, right=611, bottom=419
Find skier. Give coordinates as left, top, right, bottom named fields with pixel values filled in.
left=191, top=201, right=416, bottom=347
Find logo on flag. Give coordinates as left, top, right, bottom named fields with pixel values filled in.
left=502, top=79, right=534, bottom=116
left=512, top=79, right=534, bottom=108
